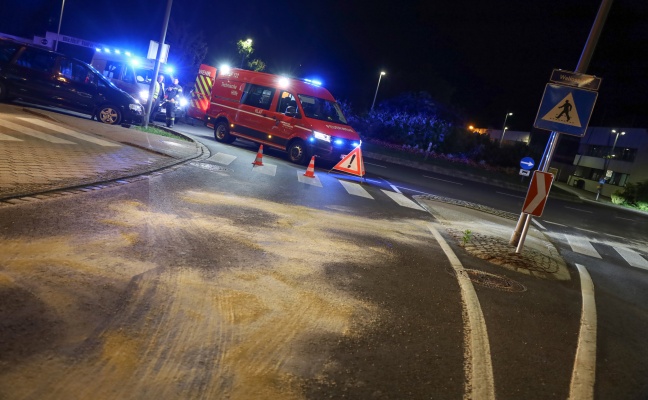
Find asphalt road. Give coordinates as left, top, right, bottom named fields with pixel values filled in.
left=1, top=115, right=647, bottom=399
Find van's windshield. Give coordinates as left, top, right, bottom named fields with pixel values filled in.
left=297, top=95, right=348, bottom=125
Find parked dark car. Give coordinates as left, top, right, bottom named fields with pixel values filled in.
left=0, top=38, right=144, bottom=125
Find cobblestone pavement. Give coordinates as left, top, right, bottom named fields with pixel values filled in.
left=416, top=195, right=570, bottom=281
left=0, top=104, right=205, bottom=200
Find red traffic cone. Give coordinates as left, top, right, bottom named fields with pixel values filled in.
left=252, top=145, right=264, bottom=166
left=303, top=156, right=316, bottom=178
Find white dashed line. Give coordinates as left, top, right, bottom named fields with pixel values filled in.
left=422, top=175, right=464, bottom=185
left=565, top=206, right=593, bottom=214
left=496, top=191, right=525, bottom=199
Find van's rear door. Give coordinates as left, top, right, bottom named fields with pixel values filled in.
left=187, top=64, right=217, bottom=121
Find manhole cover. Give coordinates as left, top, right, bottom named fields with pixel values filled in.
left=446, top=268, right=526, bottom=292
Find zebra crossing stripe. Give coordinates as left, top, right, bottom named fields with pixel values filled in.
left=338, top=180, right=373, bottom=199
left=566, top=235, right=602, bottom=259
left=0, top=119, right=76, bottom=144
left=17, top=118, right=120, bottom=147
left=0, top=132, right=23, bottom=141
left=297, top=171, right=322, bottom=187
left=380, top=190, right=425, bottom=210
left=208, top=152, right=237, bottom=165
left=614, top=247, right=648, bottom=270
left=251, top=164, right=277, bottom=176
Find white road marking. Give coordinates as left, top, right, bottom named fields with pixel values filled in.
left=380, top=190, right=425, bottom=210
left=614, top=247, right=648, bottom=270
left=18, top=117, right=120, bottom=147
left=566, top=235, right=602, bottom=259
left=496, top=191, right=525, bottom=199
left=380, top=178, right=402, bottom=194
left=422, top=175, right=463, bottom=185
left=544, top=221, right=568, bottom=227
left=532, top=219, right=546, bottom=230
left=565, top=206, right=593, bottom=214
left=208, top=152, right=237, bottom=165
left=427, top=224, right=495, bottom=400
left=0, top=119, right=76, bottom=144
left=297, top=171, right=322, bottom=187
left=251, top=164, right=277, bottom=176
left=365, top=162, right=386, bottom=168
left=614, top=216, right=635, bottom=222
left=569, top=264, right=597, bottom=400
left=338, top=180, right=374, bottom=199
left=0, top=132, right=23, bottom=141
left=393, top=185, right=435, bottom=196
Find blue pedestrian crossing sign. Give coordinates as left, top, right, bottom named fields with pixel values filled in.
left=533, top=84, right=598, bottom=137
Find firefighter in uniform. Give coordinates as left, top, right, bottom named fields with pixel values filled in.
left=164, top=78, right=183, bottom=127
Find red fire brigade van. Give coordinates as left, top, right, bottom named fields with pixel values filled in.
left=200, top=67, right=361, bottom=164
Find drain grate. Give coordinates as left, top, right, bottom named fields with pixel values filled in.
left=447, top=268, right=527, bottom=292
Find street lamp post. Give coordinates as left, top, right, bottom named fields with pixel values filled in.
left=55, top=0, right=66, bottom=51
left=499, top=112, right=513, bottom=147
left=371, top=71, right=386, bottom=112
left=604, top=129, right=625, bottom=174
left=597, top=129, right=625, bottom=201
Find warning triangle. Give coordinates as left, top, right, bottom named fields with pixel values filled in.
left=332, top=146, right=365, bottom=177
left=541, top=93, right=582, bottom=127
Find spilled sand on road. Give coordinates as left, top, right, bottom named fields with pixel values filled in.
left=0, top=190, right=432, bottom=399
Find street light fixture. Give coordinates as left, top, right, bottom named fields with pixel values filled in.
left=499, top=112, right=513, bottom=146
left=371, top=71, right=386, bottom=112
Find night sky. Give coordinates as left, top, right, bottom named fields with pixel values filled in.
left=3, top=0, right=647, bottom=131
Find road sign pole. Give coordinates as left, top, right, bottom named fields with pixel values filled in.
left=510, top=0, right=613, bottom=251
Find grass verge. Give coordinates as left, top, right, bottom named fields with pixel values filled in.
left=132, top=125, right=192, bottom=142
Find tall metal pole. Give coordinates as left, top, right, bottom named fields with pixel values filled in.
left=499, top=112, right=512, bottom=147
left=143, top=0, right=174, bottom=129
left=371, top=71, right=385, bottom=112
left=54, top=0, right=66, bottom=51
left=511, top=0, right=614, bottom=250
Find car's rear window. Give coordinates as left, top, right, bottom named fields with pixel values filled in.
left=0, top=43, right=20, bottom=63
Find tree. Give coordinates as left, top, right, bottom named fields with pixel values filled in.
left=237, top=39, right=254, bottom=69
left=248, top=59, right=266, bottom=72
left=167, top=19, right=208, bottom=85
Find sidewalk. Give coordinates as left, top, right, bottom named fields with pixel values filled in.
left=0, top=104, right=205, bottom=201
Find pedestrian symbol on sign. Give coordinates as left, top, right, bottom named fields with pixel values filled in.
left=540, top=93, right=582, bottom=127
left=555, top=100, right=572, bottom=121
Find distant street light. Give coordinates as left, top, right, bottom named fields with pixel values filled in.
left=499, top=112, right=513, bottom=147
left=371, top=71, right=386, bottom=112
left=55, top=0, right=66, bottom=51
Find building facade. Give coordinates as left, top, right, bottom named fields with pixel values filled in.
left=564, top=127, right=648, bottom=196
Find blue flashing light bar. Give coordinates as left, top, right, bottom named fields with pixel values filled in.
left=304, top=78, right=322, bottom=86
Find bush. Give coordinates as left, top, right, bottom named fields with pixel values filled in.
left=611, top=180, right=648, bottom=207
left=611, top=191, right=626, bottom=205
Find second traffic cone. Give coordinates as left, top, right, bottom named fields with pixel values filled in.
left=303, top=156, right=316, bottom=178
left=252, top=145, right=264, bottom=166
